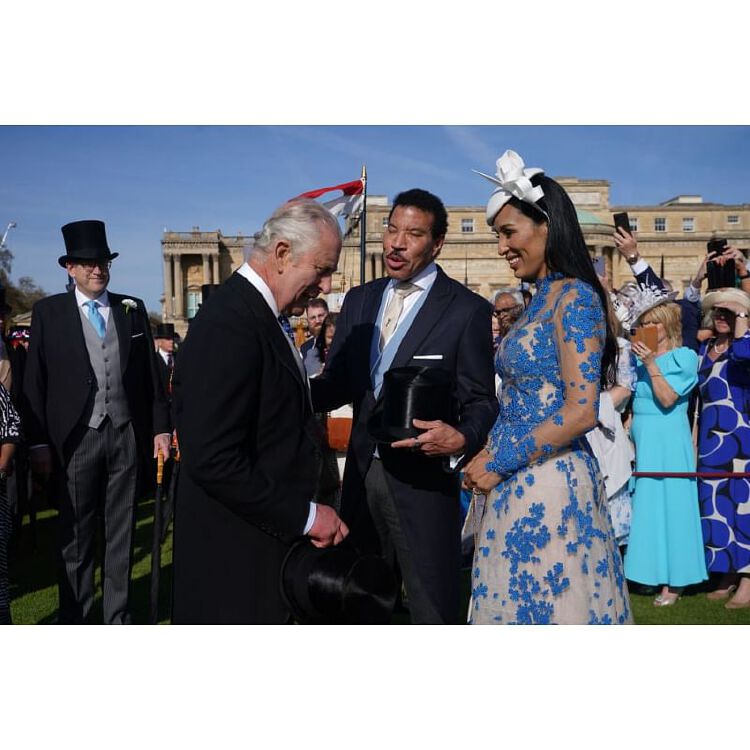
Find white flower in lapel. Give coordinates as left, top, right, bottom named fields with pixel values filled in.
left=122, top=298, right=137, bottom=315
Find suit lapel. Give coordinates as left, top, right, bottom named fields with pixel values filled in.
left=392, top=267, right=454, bottom=368
left=65, top=291, right=92, bottom=367
left=108, top=293, right=132, bottom=371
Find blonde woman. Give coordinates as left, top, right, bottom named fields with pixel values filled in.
left=624, top=293, right=708, bottom=605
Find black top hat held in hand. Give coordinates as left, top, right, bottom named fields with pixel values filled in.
left=280, top=539, right=397, bottom=624
left=368, top=366, right=455, bottom=443
left=59, top=220, right=119, bottom=268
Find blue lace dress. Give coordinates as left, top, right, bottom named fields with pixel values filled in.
left=469, top=275, right=632, bottom=625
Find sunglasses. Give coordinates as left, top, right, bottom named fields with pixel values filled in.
left=712, top=308, right=734, bottom=320
left=492, top=305, right=523, bottom=318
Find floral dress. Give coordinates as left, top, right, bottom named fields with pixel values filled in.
left=469, top=274, right=631, bottom=625
left=0, top=382, right=22, bottom=624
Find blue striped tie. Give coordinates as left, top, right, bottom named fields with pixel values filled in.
left=85, top=300, right=106, bottom=338
left=277, top=314, right=296, bottom=344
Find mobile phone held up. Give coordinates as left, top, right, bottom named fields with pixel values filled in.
left=613, top=212, right=632, bottom=235
left=706, top=238, right=735, bottom=289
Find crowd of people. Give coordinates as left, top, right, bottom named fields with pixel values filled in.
left=2, top=149, right=749, bottom=625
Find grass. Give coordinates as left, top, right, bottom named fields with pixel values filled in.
left=9, top=502, right=750, bottom=625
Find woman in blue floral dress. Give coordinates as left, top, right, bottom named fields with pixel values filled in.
left=697, top=288, right=750, bottom=609
left=463, top=151, right=631, bottom=624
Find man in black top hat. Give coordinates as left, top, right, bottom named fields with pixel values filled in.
left=311, top=188, right=498, bottom=624
left=23, top=219, right=170, bottom=624
left=153, top=322, right=176, bottom=408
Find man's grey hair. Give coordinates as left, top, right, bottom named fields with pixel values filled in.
left=492, top=288, right=524, bottom=306
left=248, top=199, right=342, bottom=262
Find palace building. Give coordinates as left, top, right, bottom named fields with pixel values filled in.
left=161, top=180, right=750, bottom=337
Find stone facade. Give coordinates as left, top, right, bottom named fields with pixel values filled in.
left=161, top=182, right=750, bottom=337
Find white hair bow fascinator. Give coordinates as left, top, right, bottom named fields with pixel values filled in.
left=474, top=149, right=548, bottom=226
left=615, top=282, right=678, bottom=329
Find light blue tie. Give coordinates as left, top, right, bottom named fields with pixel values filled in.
left=85, top=300, right=106, bottom=338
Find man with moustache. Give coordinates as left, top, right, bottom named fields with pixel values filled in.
left=300, top=297, right=329, bottom=377
left=311, top=189, right=497, bottom=624
left=172, top=199, right=349, bottom=624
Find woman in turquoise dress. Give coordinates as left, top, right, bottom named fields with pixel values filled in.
left=463, top=150, right=631, bottom=624
left=624, top=297, right=708, bottom=604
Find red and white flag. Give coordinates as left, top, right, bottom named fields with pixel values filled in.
left=293, top=178, right=365, bottom=219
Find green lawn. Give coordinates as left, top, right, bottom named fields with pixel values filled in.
left=9, top=503, right=750, bottom=625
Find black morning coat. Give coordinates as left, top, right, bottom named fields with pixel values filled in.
left=171, top=273, right=322, bottom=624
left=310, top=265, right=498, bottom=623
left=22, top=291, right=170, bottom=471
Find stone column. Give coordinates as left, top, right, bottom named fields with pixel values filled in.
left=163, top=254, right=173, bottom=319
left=173, top=255, right=184, bottom=319
left=212, top=253, right=220, bottom=284
left=202, top=253, right=211, bottom=284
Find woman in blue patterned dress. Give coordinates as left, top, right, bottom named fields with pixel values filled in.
left=697, top=288, right=750, bottom=609
left=463, top=151, right=631, bottom=624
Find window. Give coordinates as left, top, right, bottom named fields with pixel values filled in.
left=654, top=217, right=666, bottom=232
left=629, top=217, right=639, bottom=232
left=186, top=290, right=201, bottom=319
left=461, top=218, right=475, bottom=233
left=682, top=217, right=695, bottom=232
left=728, top=215, right=740, bottom=225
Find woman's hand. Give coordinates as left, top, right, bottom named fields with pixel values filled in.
left=693, top=252, right=716, bottom=286
left=631, top=340, right=655, bottom=365
left=463, top=448, right=502, bottom=494
left=718, top=245, right=747, bottom=272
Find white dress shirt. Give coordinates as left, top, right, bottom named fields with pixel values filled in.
left=76, top=288, right=111, bottom=325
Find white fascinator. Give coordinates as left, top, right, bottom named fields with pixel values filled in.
left=474, top=149, right=548, bottom=226
left=615, top=281, right=678, bottom=329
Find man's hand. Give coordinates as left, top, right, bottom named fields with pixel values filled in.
left=308, top=504, right=349, bottom=548
left=613, top=227, right=638, bottom=261
left=30, top=446, right=53, bottom=478
left=390, top=419, right=467, bottom=457
left=462, top=448, right=501, bottom=494
left=153, top=433, right=171, bottom=460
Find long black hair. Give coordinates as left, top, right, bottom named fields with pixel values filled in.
left=506, top=174, right=618, bottom=389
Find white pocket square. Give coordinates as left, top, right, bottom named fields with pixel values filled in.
left=131, top=332, right=145, bottom=338
left=413, top=354, right=443, bottom=360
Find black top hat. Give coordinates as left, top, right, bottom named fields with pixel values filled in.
left=58, top=220, right=119, bottom=268
left=280, top=539, right=397, bottom=625
left=154, top=322, right=175, bottom=339
left=368, top=366, right=456, bottom=443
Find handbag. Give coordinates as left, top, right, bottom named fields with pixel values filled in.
left=326, top=415, right=352, bottom=452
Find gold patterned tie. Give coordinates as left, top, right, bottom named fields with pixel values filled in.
left=380, top=281, right=420, bottom=350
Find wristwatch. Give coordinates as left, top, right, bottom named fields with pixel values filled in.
left=737, top=312, right=748, bottom=318
left=738, top=273, right=749, bottom=280
left=626, top=254, right=639, bottom=265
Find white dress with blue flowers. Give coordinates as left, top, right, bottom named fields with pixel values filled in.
left=469, top=275, right=632, bottom=625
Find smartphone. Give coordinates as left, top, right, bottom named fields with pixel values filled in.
left=613, top=212, right=632, bottom=235
left=706, top=238, right=735, bottom=289
left=630, top=326, right=658, bottom=351
left=592, top=256, right=606, bottom=276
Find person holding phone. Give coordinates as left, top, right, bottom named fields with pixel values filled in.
left=696, top=288, right=750, bottom=608
left=622, top=291, right=707, bottom=605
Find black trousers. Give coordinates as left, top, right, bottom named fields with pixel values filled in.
left=58, top=419, right=138, bottom=624
left=364, top=458, right=447, bottom=624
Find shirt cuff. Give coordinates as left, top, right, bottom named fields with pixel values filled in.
left=684, top=284, right=701, bottom=304
left=302, top=502, right=317, bottom=535
left=448, top=454, right=464, bottom=470
left=630, top=258, right=649, bottom=276
left=30, top=444, right=49, bottom=451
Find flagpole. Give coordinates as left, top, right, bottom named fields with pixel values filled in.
left=359, top=165, right=367, bottom=286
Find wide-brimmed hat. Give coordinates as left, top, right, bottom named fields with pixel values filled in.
left=615, top=282, right=678, bottom=329
left=154, top=322, right=175, bottom=339
left=701, top=287, right=750, bottom=317
left=368, top=366, right=456, bottom=443
left=58, top=220, right=119, bottom=268
left=280, top=539, right=397, bottom=625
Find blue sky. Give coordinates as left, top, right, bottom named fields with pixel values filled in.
left=2, top=125, right=749, bottom=312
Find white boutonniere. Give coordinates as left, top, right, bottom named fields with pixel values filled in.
left=122, top=299, right=137, bottom=315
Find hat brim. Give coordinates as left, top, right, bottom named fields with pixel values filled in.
left=58, top=251, right=119, bottom=268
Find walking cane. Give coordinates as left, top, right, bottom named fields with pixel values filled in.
left=149, top=448, right=165, bottom=625
left=160, top=436, right=179, bottom=545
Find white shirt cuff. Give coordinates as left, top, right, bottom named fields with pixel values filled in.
left=684, top=284, right=701, bottom=304
left=449, top=454, right=464, bottom=470
left=303, top=502, right=317, bottom=535
left=629, top=258, right=649, bottom=276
